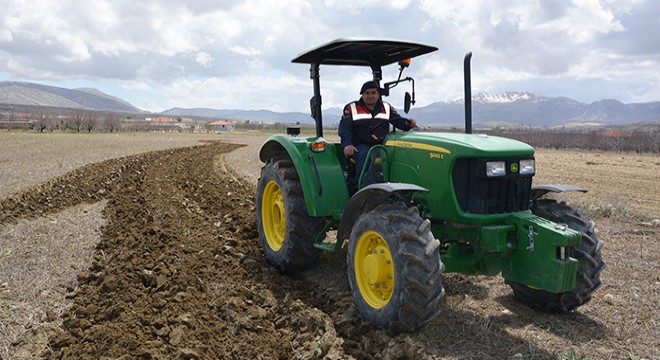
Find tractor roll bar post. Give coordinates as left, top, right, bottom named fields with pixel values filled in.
left=310, top=63, right=323, bottom=138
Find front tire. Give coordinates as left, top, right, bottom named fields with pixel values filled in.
left=506, top=199, right=605, bottom=312
left=347, top=204, right=444, bottom=333
left=256, top=158, right=324, bottom=273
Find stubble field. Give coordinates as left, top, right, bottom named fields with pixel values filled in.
left=0, top=131, right=658, bottom=359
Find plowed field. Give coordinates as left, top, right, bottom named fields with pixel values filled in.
left=1, top=132, right=658, bottom=359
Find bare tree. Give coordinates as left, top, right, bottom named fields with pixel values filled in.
left=651, top=127, right=660, bottom=153
left=35, top=107, right=52, bottom=132
left=103, top=112, right=122, bottom=132
left=57, top=115, right=69, bottom=131
left=82, top=110, right=98, bottom=132
left=70, top=109, right=85, bottom=132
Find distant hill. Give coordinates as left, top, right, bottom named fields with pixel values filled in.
left=0, top=81, right=143, bottom=113
left=2, top=81, right=658, bottom=127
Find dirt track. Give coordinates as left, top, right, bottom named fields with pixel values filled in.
left=1, top=136, right=659, bottom=359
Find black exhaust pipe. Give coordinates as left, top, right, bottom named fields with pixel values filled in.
left=463, top=52, right=472, bottom=134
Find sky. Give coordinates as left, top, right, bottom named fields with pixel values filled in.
left=0, top=0, right=659, bottom=113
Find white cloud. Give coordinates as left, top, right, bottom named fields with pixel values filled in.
left=159, top=74, right=310, bottom=112
left=535, top=0, right=624, bottom=43
left=0, top=30, right=12, bottom=42
left=228, top=46, right=261, bottom=57
left=0, top=0, right=657, bottom=111
left=324, top=0, right=412, bottom=11
left=195, top=52, right=215, bottom=68
left=123, top=80, right=152, bottom=92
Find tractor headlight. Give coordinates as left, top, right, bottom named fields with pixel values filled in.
left=486, top=161, right=506, bottom=177
left=519, top=159, right=535, bottom=175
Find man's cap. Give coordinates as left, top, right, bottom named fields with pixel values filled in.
left=360, top=81, right=379, bottom=94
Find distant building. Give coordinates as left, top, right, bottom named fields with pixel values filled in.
left=150, top=116, right=177, bottom=129
left=150, top=116, right=175, bottom=124
left=208, top=120, right=235, bottom=131
left=602, top=129, right=632, bottom=138
left=0, top=112, right=34, bottom=129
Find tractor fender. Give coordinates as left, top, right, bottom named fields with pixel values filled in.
left=259, top=134, right=349, bottom=218
left=260, top=135, right=301, bottom=163
left=531, top=184, right=587, bottom=201
left=337, top=182, right=429, bottom=241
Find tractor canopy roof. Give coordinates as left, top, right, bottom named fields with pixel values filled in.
left=291, top=38, right=438, bottom=67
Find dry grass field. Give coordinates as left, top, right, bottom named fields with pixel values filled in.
left=0, top=131, right=658, bottom=359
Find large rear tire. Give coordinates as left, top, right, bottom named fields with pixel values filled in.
left=506, top=199, right=605, bottom=312
left=256, top=158, right=324, bottom=273
left=347, top=204, right=445, bottom=333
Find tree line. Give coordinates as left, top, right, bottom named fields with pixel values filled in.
left=0, top=108, right=123, bottom=133
left=487, top=126, right=660, bottom=153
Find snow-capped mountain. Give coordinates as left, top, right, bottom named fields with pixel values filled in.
left=414, top=92, right=659, bottom=128
left=453, top=91, right=541, bottom=104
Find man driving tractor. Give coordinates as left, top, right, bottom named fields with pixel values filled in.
left=338, top=80, right=417, bottom=189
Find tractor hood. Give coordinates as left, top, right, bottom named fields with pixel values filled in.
left=384, top=132, right=534, bottom=158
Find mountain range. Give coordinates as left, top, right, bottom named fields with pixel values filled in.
left=1, top=81, right=659, bottom=128
left=160, top=91, right=660, bottom=128
left=415, top=92, right=660, bottom=128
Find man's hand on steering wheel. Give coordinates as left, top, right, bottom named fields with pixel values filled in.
left=343, top=144, right=358, bottom=157
left=406, top=118, right=417, bottom=129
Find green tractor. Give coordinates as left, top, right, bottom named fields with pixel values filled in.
left=255, top=38, right=605, bottom=333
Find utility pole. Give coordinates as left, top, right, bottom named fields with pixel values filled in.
left=0, top=105, right=14, bottom=121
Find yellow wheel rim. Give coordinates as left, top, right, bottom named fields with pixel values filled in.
left=262, top=180, right=285, bottom=251
left=354, top=230, right=394, bottom=309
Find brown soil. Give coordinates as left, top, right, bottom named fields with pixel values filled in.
left=0, top=135, right=658, bottom=359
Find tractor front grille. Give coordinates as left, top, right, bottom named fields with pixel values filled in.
left=452, top=158, right=533, bottom=215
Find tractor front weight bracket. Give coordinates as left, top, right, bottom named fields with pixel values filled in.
left=501, top=212, right=582, bottom=293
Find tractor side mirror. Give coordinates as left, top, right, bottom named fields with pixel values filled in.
left=404, top=92, right=412, bottom=113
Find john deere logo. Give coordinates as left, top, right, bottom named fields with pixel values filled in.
left=510, top=163, right=519, bottom=173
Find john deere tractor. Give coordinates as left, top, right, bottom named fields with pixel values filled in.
left=255, top=38, right=605, bottom=333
